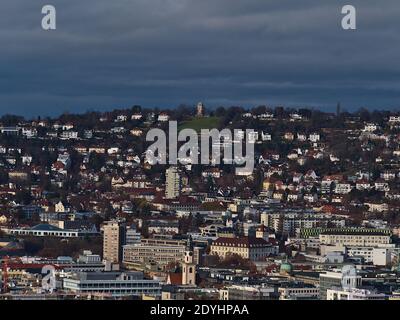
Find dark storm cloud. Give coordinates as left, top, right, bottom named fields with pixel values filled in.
left=1, top=0, right=400, bottom=117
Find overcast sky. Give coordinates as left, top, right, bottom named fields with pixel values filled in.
left=1, top=0, right=400, bottom=117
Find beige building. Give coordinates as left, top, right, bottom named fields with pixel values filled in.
left=319, top=229, right=391, bottom=247
left=55, top=201, right=67, bottom=213
left=165, top=167, right=181, bottom=199
left=210, top=236, right=276, bottom=261
left=182, top=251, right=196, bottom=285
left=123, top=238, right=186, bottom=267
left=103, top=220, right=126, bottom=263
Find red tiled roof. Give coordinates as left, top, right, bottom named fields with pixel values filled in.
left=52, top=161, right=65, bottom=170
left=167, top=273, right=182, bottom=285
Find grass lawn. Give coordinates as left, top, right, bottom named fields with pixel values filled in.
left=178, top=116, right=220, bottom=132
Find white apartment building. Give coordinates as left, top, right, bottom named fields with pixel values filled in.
left=334, top=182, right=352, bottom=194
left=60, top=131, right=79, bottom=139
left=363, top=123, right=379, bottom=132
left=278, top=286, right=319, bottom=300
left=327, top=288, right=386, bottom=300
left=63, top=271, right=161, bottom=297
left=347, top=246, right=393, bottom=266
left=319, top=229, right=391, bottom=247
left=309, top=133, right=320, bottom=142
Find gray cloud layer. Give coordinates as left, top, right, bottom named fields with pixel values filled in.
left=1, top=0, right=400, bottom=116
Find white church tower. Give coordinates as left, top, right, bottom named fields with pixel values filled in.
left=182, top=251, right=196, bottom=285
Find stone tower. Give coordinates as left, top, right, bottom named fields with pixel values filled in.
left=182, top=251, right=196, bottom=285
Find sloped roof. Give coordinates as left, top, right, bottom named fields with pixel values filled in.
left=167, top=273, right=182, bottom=285
left=30, top=224, right=63, bottom=231
left=212, top=237, right=270, bottom=247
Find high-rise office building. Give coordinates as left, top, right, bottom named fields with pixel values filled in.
left=165, top=167, right=181, bottom=199
left=103, top=220, right=126, bottom=264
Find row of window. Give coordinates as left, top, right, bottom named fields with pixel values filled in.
left=11, top=230, right=76, bottom=236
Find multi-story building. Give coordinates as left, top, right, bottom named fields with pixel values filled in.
left=103, top=220, right=126, bottom=264
left=326, top=288, right=386, bottom=300
left=320, top=244, right=395, bottom=266
left=334, top=182, right=352, bottom=194
left=210, top=236, right=277, bottom=261
left=148, top=220, right=179, bottom=235
left=5, top=223, right=98, bottom=238
left=165, top=167, right=181, bottom=199
left=63, top=271, right=161, bottom=297
left=77, top=250, right=102, bottom=264
left=123, top=238, right=186, bottom=267
left=59, top=130, right=79, bottom=140
left=347, top=246, right=393, bottom=265
left=278, top=286, right=320, bottom=300
left=219, top=284, right=278, bottom=300
left=319, top=229, right=391, bottom=247
left=263, top=212, right=345, bottom=236
left=319, top=266, right=362, bottom=300
left=125, top=225, right=142, bottom=245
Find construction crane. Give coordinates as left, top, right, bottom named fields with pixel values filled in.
left=0, top=256, right=23, bottom=294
